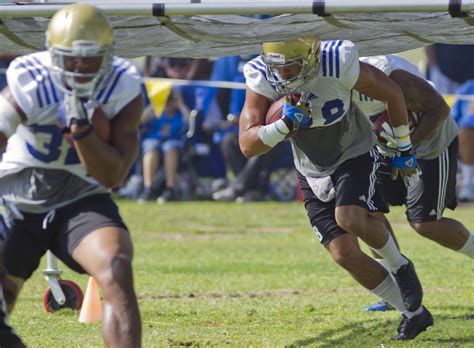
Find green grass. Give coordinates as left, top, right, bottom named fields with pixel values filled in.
left=11, top=200, right=474, bottom=347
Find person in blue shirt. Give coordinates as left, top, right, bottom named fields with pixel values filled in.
left=138, top=89, right=189, bottom=202
left=451, top=80, right=474, bottom=201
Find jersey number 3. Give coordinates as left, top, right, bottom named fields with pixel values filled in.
left=26, top=125, right=80, bottom=165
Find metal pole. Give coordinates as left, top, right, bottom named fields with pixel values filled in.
left=1, top=0, right=474, bottom=17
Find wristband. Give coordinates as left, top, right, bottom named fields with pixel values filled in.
left=257, top=119, right=290, bottom=147
left=392, top=124, right=412, bottom=151
left=72, top=125, right=93, bottom=141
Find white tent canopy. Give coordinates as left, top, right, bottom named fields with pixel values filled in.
left=1, top=0, right=474, bottom=58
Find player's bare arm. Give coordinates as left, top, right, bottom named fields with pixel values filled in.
left=354, top=62, right=409, bottom=127
left=239, top=87, right=272, bottom=158
left=390, top=69, right=450, bottom=147
left=0, top=88, right=26, bottom=149
left=72, top=94, right=144, bottom=188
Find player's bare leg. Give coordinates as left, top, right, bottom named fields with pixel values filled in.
left=326, top=233, right=386, bottom=288
left=325, top=233, right=432, bottom=340
left=335, top=205, right=422, bottom=311
left=73, top=226, right=141, bottom=348
left=410, top=219, right=474, bottom=258
left=1, top=276, right=23, bottom=314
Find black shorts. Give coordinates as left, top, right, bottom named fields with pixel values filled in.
left=378, top=138, right=458, bottom=223
left=4, top=194, right=128, bottom=279
left=298, top=149, right=388, bottom=247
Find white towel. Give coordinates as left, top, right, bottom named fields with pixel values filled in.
left=306, top=176, right=336, bottom=202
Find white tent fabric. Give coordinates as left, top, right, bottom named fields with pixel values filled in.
left=1, top=3, right=474, bottom=58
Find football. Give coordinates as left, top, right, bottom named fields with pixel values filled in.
left=373, top=110, right=419, bottom=144
left=265, top=94, right=300, bottom=138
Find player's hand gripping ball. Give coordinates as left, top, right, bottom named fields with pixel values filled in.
left=265, top=94, right=310, bottom=137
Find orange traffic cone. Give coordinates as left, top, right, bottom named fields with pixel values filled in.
left=79, top=277, right=102, bottom=323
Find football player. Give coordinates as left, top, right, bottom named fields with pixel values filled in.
left=0, top=200, right=25, bottom=347
left=353, top=55, right=474, bottom=311
left=240, top=37, right=432, bottom=340
left=0, top=4, right=143, bottom=347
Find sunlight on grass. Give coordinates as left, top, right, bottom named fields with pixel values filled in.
left=11, top=201, right=474, bottom=347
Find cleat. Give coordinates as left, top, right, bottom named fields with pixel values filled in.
left=137, top=189, right=155, bottom=204
left=392, top=306, right=433, bottom=340
left=157, top=188, right=177, bottom=204
left=392, top=256, right=423, bottom=311
left=364, top=300, right=395, bottom=312
left=212, top=187, right=236, bottom=202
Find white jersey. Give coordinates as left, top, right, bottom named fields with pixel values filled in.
left=244, top=40, right=375, bottom=177
left=245, top=40, right=360, bottom=128
left=354, top=55, right=422, bottom=117
left=353, top=54, right=458, bottom=159
left=2, top=51, right=142, bottom=181
left=0, top=51, right=142, bottom=212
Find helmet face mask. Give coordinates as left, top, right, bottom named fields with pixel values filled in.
left=262, top=38, right=321, bottom=94
left=46, top=4, right=114, bottom=98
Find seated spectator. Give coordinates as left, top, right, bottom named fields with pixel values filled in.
left=137, top=89, right=190, bottom=203
left=451, top=80, right=474, bottom=202
left=213, top=141, right=294, bottom=203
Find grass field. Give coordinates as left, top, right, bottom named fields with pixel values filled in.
left=10, top=199, right=474, bottom=347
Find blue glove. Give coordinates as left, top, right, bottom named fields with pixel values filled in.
left=283, top=101, right=312, bottom=129
left=391, top=150, right=421, bottom=187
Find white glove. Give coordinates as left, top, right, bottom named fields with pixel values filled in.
left=59, top=94, right=96, bottom=128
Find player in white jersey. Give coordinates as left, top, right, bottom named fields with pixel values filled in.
left=354, top=55, right=474, bottom=312
left=0, top=4, right=143, bottom=347
left=241, top=37, right=432, bottom=340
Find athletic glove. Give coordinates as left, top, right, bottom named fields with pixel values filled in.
left=282, top=96, right=312, bottom=130
left=391, top=149, right=421, bottom=187
left=58, top=94, right=96, bottom=129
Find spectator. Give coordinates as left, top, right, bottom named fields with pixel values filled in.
left=137, top=89, right=189, bottom=203
left=425, top=44, right=474, bottom=94
left=0, top=54, right=18, bottom=90
left=199, top=55, right=287, bottom=202
left=212, top=141, right=293, bottom=202
left=451, top=80, right=474, bottom=201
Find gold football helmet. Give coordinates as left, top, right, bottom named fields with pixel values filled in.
left=262, top=37, right=320, bottom=94
left=46, top=3, right=114, bottom=97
